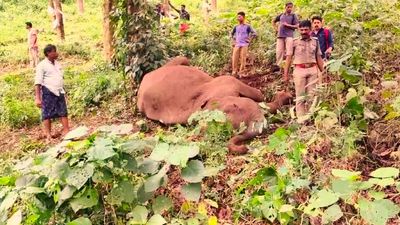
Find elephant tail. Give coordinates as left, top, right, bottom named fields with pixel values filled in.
left=227, top=131, right=258, bottom=154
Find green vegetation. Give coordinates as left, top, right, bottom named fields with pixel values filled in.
left=1, top=0, right=400, bottom=224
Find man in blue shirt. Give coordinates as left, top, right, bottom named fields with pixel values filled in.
left=311, top=16, right=334, bottom=60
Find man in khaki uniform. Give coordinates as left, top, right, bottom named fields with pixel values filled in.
left=26, top=22, right=39, bottom=68
left=284, top=20, right=324, bottom=118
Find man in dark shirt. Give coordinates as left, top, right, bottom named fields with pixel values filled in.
left=169, top=1, right=190, bottom=21
left=311, top=16, right=334, bottom=60
left=272, top=2, right=299, bottom=68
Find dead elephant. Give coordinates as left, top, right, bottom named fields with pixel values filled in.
left=137, top=57, right=292, bottom=154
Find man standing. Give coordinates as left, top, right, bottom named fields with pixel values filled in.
left=311, top=16, right=334, bottom=60
left=26, top=22, right=39, bottom=68
left=231, top=12, right=257, bottom=77
left=272, top=2, right=299, bottom=69
left=169, top=2, right=190, bottom=21
left=169, top=2, right=190, bottom=34
left=35, top=44, right=69, bottom=140
left=284, top=20, right=324, bottom=120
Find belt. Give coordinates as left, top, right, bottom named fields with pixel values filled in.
left=295, top=63, right=317, bottom=68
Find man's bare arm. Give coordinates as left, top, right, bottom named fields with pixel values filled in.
left=35, top=85, right=42, bottom=108
left=316, top=54, right=324, bottom=72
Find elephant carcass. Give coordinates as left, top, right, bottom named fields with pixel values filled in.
left=137, top=57, right=291, bottom=154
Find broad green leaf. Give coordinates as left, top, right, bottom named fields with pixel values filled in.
left=279, top=204, right=294, bottom=213
left=369, top=191, right=385, bottom=200
left=166, top=145, right=199, bottom=167
left=309, top=189, right=339, bottom=209
left=204, top=166, right=224, bottom=177
left=261, top=201, right=277, bottom=222
left=146, top=214, right=166, bottom=225
left=331, top=169, right=361, bottom=181
left=57, top=185, right=76, bottom=206
left=0, top=191, right=18, bottom=212
left=322, top=204, right=343, bottom=224
left=149, top=143, right=170, bottom=162
left=359, top=198, right=400, bottom=225
left=67, top=217, right=92, bottom=225
left=64, top=126, right=89, bottom=140
left=130, top=206, right=148, bottom=224
left=87, top=138, right=116, bottom=161
left=208, top=216, right=218, bottom=225
left=97, top=124, right=133, bottom=135
left=343, top=97, right=364, bottom=117
left=138, top=159, right=160, bottom=174
left=368, top=178, right=395, bottom=187
left=181, top=160, right=205, bottom=183
left=137, top=184, right=153, bottom=203
left=121, top=153, right=138, bottom=172
left=182, top=183, right=201, bottom=202
left=22, top=187, right=44, bottom=194
left=286, top=178, right=310, bottom=194
left=370, top=167, right=399, bottom=178
left=49, top=161, right=70, bottom=180
left=152, top=196, right=173, bottom=214
left=7, top=210, right=22, bottom=225
left=66, top=164, right=95, bottom=189
left=331, top=179, right=356, bottom=200
left=108, top=180, right=135, bottom=205
left=92, top=168, right=113, bottom=184
left=0, top=176, right=15, bottom=186
left=187, top=218, right=200, bottom=225
left=70, top=188, right=99, bottom=212
left=396, top=182, right=400, bottom=192
left=144, top=165, right=169, bottom=192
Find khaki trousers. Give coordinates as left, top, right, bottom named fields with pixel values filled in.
left=232, top=46, right=248, bottom=74
left=293, top=66, right=319, bottom=117
left=276, top=37, right=293, bottom=66
left=29, top=47, right=39, bottom=68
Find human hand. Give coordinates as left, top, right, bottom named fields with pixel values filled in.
left=35, top=98, right=42, bottom=108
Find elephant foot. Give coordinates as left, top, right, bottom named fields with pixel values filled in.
left=227, top=132, right=258, bottom=154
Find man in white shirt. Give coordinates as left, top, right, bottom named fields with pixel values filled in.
left=35, top=44, right=69, bottom=140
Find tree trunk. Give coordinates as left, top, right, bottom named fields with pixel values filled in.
left=211, top=0, right=217, bottom=11
left=77, top=0, right=84, bottom=14
left=53, top=0, right=65, bottom=40
left=103, top=0, right=115, bottom=62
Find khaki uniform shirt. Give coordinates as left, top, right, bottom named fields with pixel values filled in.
left=287, top=37, right=322, bottom=64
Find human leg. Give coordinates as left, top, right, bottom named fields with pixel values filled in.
left=239, top=46, right=248, bottom=75
left=232, top=46, right=241, bottom=76
left=293, top=68, right=307, bottom=117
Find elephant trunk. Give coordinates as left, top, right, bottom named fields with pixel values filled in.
left=227, top=131, right=259, bottom=154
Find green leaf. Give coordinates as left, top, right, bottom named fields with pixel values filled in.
left=322, top=204, right=343, bottom=224
left=130, top=206, right=148, bottom=224
left=70, top=188, right=99, bottom=212
left=0, top=191, right=18, bottom=212
left=138, top=158, right=160, bottom=174
left=370, top=167, right=399, bottom=178
left=108, top=180, right=135, bottom=205
left=369, top=191, right=385, bottom=200
left=149, top=143, right=170, bottom=162
left=64, top=126, right=89, bottom=140
left=309, top=189, right=339, bottom=209
left=331, top=179, right=357, bottom=200
left=0, top=176, right=15, bottom=186
left=368, top=178, right=395, bottom=187
left=87, top=138, right=116, bottom=161
left=267, top=128, right=290, bottom=155
left=359, top=198, right=400, bottom=225
left=286, top=178, right=310, bottom=194
left=146, top=214, right=166, bottom=225
left=204, top=166, right=224, bottom=177
left=152, top=196, right=173, bottom=214
left=97, top=124, right=133, bottom=135
left=137, top=184, right=153, bottom=203
left=182, top=183, right=201, bottom=202
left=186, top=218, right=200, bottom=225
left=261, top=201, right=277, bottom=222
left=7, top=210, right=22, bottom=225
left=331, top=169, right=361, bottom=181
left=144, top=165, right=169, bottom=193
left=181, top=160, right=205, bottom=183
left=57, top=185, right=76, bottom=207
left=166, top=145, right=199, bottom=167
left=67, top=217, right=92, bottom=225
left=66, top=164, right=95, bottom=189
left=343, top=97, right=364, bottom=117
